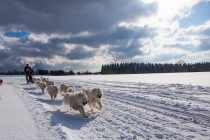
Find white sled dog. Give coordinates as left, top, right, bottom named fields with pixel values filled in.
left=35, top=78, right=41, bottom=86
left=62, top=92, right=88, bottom=118
left=37, top=81, right=46, bottom=93
left=59, top=83, right=74, bottom=94
left=33, top=77, right=37, bottom=83
left=41, top=77, right=49, bottom=83
left=46, top=85, right=59, bottom=99
left=82, top=87, right=103, bottom=111
left=46, top=80, right=55, bottom=87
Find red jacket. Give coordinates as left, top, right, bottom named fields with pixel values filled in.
left=24, top=66, right=31, bottom=74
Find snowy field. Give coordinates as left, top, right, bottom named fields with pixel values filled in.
left=0, top=72, right=210, bottom=140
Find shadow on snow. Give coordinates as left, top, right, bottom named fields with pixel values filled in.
left=48, top=109, right=98, bottom=130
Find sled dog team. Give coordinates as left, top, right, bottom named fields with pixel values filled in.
left=33, top=77, right=103, bottom=118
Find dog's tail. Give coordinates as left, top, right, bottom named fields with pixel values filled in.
left=67, top=87, right=74, bottom=93
left=81, top=86, right=87, bottom=93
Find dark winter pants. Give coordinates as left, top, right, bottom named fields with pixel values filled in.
left=25, top=73, right=30, bottom=84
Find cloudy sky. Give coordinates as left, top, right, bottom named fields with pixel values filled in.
left=0, top=0, right=210, bottom=72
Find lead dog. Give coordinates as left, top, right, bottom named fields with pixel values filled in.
left=82, top=87, right=103, bottom=111
left=62, top=92, right=88, bottom=118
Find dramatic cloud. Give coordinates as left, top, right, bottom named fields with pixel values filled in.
left=65, top=46, right=96, bottom=60
left=0, top=0, right=210, bottom=72
left=0, top=0, right=158, bottom=34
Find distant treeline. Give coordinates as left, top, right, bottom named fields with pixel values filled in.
left=36, top=69, right=75, bottom=75
left=0, top=69, right=100, bottom=76
left=1, top=62, right=210, bottom=75
left=101, top=62, right=210, bottom=74
left=35, top=69, right=100, bottom=75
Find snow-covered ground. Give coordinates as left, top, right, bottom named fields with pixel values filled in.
left=0, top=72, right=210, bottom=140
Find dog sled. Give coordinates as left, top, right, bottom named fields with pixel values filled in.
left=0, top=79, right=3, bottom=85
left=29, top=75, right=34, bottom=84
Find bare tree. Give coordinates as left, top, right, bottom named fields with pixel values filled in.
left=176, top=59, right=185, bottom=66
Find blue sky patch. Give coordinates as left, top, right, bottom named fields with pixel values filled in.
left=4, top=30, right=29, bottom=38
left=179, top=1, right=210, bottom=28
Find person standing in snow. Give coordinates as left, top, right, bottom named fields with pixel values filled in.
left=24, top=63, right=31, bottom=84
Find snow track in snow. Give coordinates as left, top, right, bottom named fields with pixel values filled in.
left=1, top=75, right=210, bottom=140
